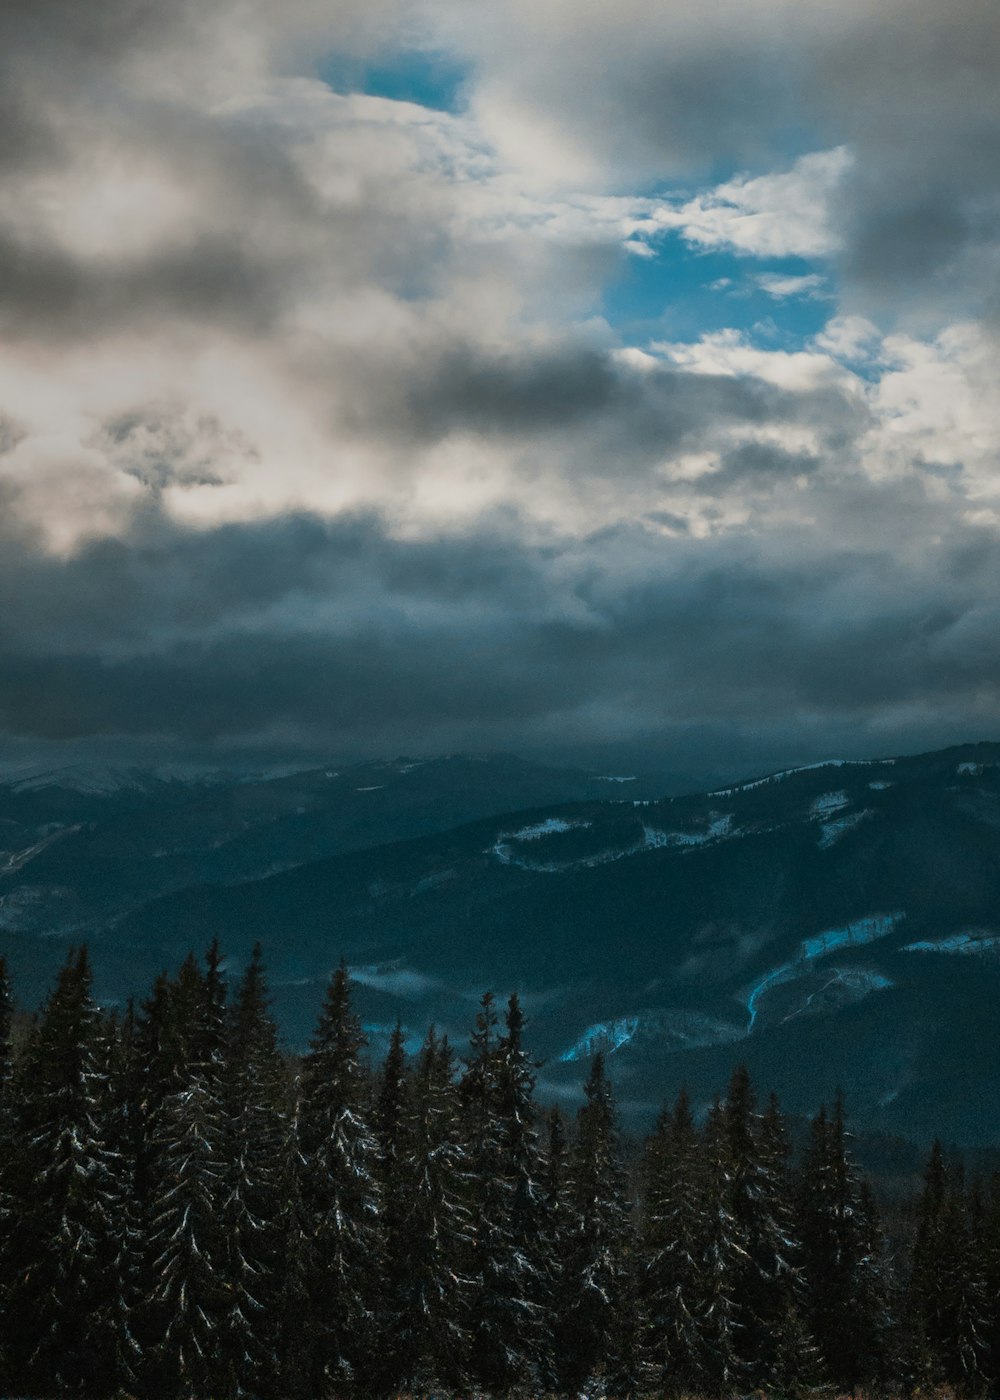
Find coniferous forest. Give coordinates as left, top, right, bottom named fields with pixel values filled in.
left=0, top=944, right=996, bottom=1400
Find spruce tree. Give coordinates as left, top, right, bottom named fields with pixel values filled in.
left=394, top=1029, right=473, bottom=1390
left=556, top=1054, right=633, bottom=1394
left=539, top=1105, right=572, bottom=1390
left=141, top=944, right=234, bottom=1400
left=0, top=956, right=15, bottom=1390
left=460, top=991, right=541, bottom=1391
left=297, top=962, right=382, bottom=1393
left=697, top=1097, right=746, bottom=1395
left=722, top=1072, right=814, bottom=1387
left=798, top=1095, right=888, bottom=1392
left=1, top=947, right=134, bottom=1396
left=371, top=1021, right=410, bottom=1392
left=145, top=1072, right=233, bottom=1399
left=910, top=1143, right=989, bottom=1391
left=641, top=1089, right=715, bottom=1394
left=221, top=944, right=291, bottom=1398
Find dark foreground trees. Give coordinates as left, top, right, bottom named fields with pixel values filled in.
left=0, top=945, right=992, bottom=1399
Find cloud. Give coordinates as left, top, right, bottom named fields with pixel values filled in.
left=755, top=272, right=828, bottom=301
left=655, top=149, right=852, bottom=260
left=433, top=0, right=1000, bottom=321
left=2, top=482, right=1000, bottom=772
left=0, top=0, right=999, bottom=780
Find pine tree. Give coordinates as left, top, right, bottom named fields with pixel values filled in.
left=221, top=944, right=291, bottom=1398
left=0, top=956, right=13, bottom=1103
left=722, top=1072, right=814, bottom=1387
left=555, top=1054, right=633, bottom=1395
left=371, top=1021, right=410, bottom=1392
left=0, top=947, right=134, bottom=1396
left=910, top=1143, right=989, bottom=1391
left=980, top=1169, right=1000, bottom=1390
left=393, top=1029, right=472, bottom=1390
left=798, top=1095, right=888, bottom=1392
left=641, top=1089, right=715, bottom=1394
left=0, top=956, right=15, bottom=1390
left=495, top=994, right=548, bottom=1377
left=297, top=962, right=382, bottom=1393
left=145, top=1072, right=233, bottom=1399
left=460, top=991, right=541, bottom=1391
left=697, top=1097, right=746, bottom=1395
left=539, top=1105, right=572, bottom=1390
left=140, top=943, right=236, bottom=1399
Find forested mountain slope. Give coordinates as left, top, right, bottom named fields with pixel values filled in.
left=4, top=742, right=1000, bottom=1142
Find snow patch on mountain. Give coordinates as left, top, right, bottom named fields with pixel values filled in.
left=903, top=930, right=1000, bottom=956
left=744, top=911, right=903, bottom=1030
left=780, top=967, right=894, bottom=1025
left=811, top=790, right=849, bottom=816
left=802, top=911, right=903, bottom=958
left=560, top=1008, right=744, bottom=1062
left=490, top=817, right=594, bottom=868
left=0, top=824, right=80, bottom=875
left=642, top=813, right=734, bottom=849
left=3, top=764, right=171, bottom=795
left=818, top=809, right=873, bottom=849
left=710, top=757, right=893, bottom=798
left=512, top=818, right=586, bottom=841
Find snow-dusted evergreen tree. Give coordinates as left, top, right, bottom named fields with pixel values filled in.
left=555, top=1053, right=633, bottom=1394
left=696, top=1097, right=746, bottom=1395
left=0, top=956, right=12, bottom=1104
left=145, top=1071, right=233, bottom=1398
left=370, top=1020, right=411, bottom=1391
left=460, top=991, right=543, bottom=1391
left=722, top=1070, right=814, bottom=1387
left=142, top=944, right=234, bottom=1400
left=910, top=1142, right=989, bottom=1391
left=979, top=1170, right=1000, bottom=1388
left=496, top=994, right=548, bottom=1375
left=798, top=1095, right=888, bottom=1392
left=221, top=944, right=291, bottom=1398
left=272, top=1102, right=315, bottom=1400
left=389, top=1029, right=473, bottom=1390
left=538, top=1104, right=572, bottom=1388
left=641, top=1088, right=715, bottom=1393
left=0, top=957, right=13, bottom=1390
left=297, top=961, right=382, bottom=1393
left=132, top=953, right=221, bottom=1211
left=0, top=947, right=134, bottom=1396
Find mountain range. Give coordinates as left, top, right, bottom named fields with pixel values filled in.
left=2, top=743, right=1000, bottom=1144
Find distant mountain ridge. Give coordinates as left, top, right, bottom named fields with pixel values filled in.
left=3, top=741, right=1000, bottom=1143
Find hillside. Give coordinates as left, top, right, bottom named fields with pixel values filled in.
left=4, top=742, right=1000, bottom=1141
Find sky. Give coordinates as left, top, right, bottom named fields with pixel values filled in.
left=2, top=0, right=1000, bottom=784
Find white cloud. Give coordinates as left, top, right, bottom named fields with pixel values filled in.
left=653, top=148, right=852, bottom=259
left=755, top=272, right=827, bottom=300
left=814, top=315, right=882, bottom=361
left=649, top=328, right=855, bottom=393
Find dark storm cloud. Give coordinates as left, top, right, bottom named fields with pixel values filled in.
left=0, top=231, right=293, bottom=341
left=700, top=441, right=821, bottom=495
left=2, top=488, right=1000, bottom=754
left=371, top=342, right=864, bottom=472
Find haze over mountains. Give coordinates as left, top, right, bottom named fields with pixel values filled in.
left=2, top=742, right=1000, bottom=1145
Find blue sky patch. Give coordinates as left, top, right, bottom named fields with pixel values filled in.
left=320, top=49, right=469, bottom=113
left=602, top=237, right=834, bottom=349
